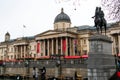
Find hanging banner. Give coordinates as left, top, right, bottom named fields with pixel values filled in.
left=62, top=39, right=66, bottom=53
left=37, top=42, right=40, bottom=53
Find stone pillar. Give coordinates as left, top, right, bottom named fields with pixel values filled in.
left=72, top=39, right=75, bottom=56
left=56, top=38, right=58, bottom=54
left=69, top=38, right=72, bottom=56
left=52, top=39, right=54, bottom=55
left=61, top=38, right=63, bottom=54
left=24, top=45, right=26, bottom=58
left=43, top=40, right=45, bottom=56
left=42, top=40, right=44, bottom=56
left=21, top=46, right=22, bottom=58
left=14, top=46, right=16, bottom=58
left=88, top=34, right=115, bottom=80
left=66, top=37, right=68, bottom=56
left=40, top=41, right=41, bottom=55
left=47, top=39, right=49, bottom=56
left=16, top=46, right=18, bottom=58
left=118, top=34, right=120, bottom=54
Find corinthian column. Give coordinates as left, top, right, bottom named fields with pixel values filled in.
left=118, top=34, right=120, bottom=54
left=56, top=38, right=58, bottom=54
left=61, top=38, right=63, bottom=54
left=52, top=39, right=54, bottom=55
left=73, top=39, right=75, bottom=56
left=69, top=38, right=72, bottom=56
left=43, top=40, right=45, bottom=56
left=47, top=39, right=49, bottom=56
left=21, top=46, right=22, bottom=58
left=24, top=45, right=26, bottom=58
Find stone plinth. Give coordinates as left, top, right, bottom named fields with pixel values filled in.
left=88, top=34, right=115, bottom=80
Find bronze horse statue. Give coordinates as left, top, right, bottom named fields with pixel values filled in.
left=92, top=7, right=107, bottom=35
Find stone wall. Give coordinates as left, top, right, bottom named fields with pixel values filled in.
left=0, top=59, right=87, bottom=78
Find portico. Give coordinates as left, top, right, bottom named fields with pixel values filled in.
left=35, top=30, right=77, bottom=57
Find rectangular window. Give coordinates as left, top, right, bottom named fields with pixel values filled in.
left=83, top=39, right=86, bottom=44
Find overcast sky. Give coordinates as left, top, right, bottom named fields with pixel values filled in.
left=0, top=0, right=102, bottom=42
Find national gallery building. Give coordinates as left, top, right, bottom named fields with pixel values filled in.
left=0, top=8, right=120, bottom=60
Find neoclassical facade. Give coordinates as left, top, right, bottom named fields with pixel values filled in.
left=0, top=8, right=120, bottom=60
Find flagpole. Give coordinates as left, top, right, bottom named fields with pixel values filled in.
left=22, top=25, right=25, bottom=76
left=23, top=25, right=26, bottom=37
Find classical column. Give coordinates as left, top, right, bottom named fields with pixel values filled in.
left=113, top=35, right=118, bottom=54
left=47, top=39, right=49, bottom=56
left=24, top=45, right=26, bottom=58
left=56, top=38, right=58, bottom=54
left=69, top=38, right=72, bottom=56
left=43, top=40, right=45, bottom=56
left=118, top=34, right=120, bottom=54
left=111, top=36, right=115, bottom=55
left=52, top=39, right=54, bottom=55
left=41, top=40, right=44, bottom=55
left=61, top=37, right=63, bottom=54
left=20, top=46, right=22, bottom=58
left=17, top=46, right=18, bottom=58
left=66, top=37, right=68, bottom=56
left=40, top=41, right=41, bottom=55
left=72, top=39, right=75, bottom=56
left=14, top=46, right=16, bottom=58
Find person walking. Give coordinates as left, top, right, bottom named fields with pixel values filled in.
left=32, top=67, right=39, bottom=80
left=35, top=71, right=39, bottom=80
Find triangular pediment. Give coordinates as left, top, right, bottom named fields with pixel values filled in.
left=35, top=30, right=77, bottom=40
left=36, top=30, right=62, bottom=37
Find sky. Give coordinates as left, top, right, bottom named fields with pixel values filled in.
left=0, top=0, right=102, bottom=42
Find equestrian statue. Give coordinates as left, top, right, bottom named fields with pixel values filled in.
left=92, top=7, right=107, bottom=35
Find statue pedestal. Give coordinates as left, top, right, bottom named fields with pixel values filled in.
left=88, top=34, right=115, bottom=80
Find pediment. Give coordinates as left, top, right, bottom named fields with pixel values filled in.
left=36, top=30, right=62, bottom=37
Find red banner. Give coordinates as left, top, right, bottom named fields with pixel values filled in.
left=37, top=42, right=40, bottom=53
left=117, top=71, right=120, bottom=77
left=74, top=39, right=77, bottom=45
left=62, top=39, right=66, bottom=53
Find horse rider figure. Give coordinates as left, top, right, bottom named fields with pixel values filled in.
left=92, top=7, right=107, bottom=35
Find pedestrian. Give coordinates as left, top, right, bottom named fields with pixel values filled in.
left=32, top=67, right=36, bottom=80
left=41, top=67, right=46, bottom=80
left=35, top=71, right=39, bottom=80
left=74, top=71, right=77, bottom=80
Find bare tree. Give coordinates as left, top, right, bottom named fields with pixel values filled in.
left=55, top=0, right=81, bottom=10
left=102, top=0, right=120, bottom=22
left=55, top=0, right=120, bottom=22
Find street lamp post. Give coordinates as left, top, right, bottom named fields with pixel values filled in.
left=25, top=60, right=29, bottom=79
left=50, top=54, right=64, bottom=79
left=3, top=62, right=6, bottom=74
left=25, top=45, right=30, bottom=79
left=2, top=62, right=6, bottom=80
left=3, top=50, right=7, bottom=77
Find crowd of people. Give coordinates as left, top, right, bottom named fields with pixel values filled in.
left=32, top=67, right=46, bottom=80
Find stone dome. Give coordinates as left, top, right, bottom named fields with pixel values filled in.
left=54, top=8, right=71, bottom=23
left=5, top=32, right=10, bottom=36
left=5, top=32, right=10, bottom=41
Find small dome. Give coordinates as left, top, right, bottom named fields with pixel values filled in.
left=5, top=32, right=10, bottom=36
left=54, top=8, right=71, bottom=23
